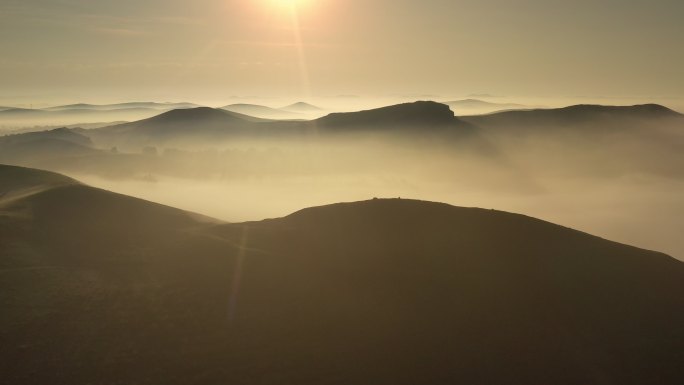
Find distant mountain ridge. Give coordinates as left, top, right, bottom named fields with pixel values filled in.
left=316, top=100, right=460, bottom=128
left=219, top=102, right=326, bottom=120
left=0, top=108, right=49, bottom=115
left=462, top=103, right=683, bottom=128
left=281, top=101, right=325, bottom=112
left=4, top=101, right=681, bottom=155
left=0, top=102, right=201, bottom=129
left=82, top=101, right=470, bottom=149
left=44, top=102, right=200, bottom=111
left=0, top=107, right=181, bottom=128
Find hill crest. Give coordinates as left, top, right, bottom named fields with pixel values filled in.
left=316, top=101, right=459, bottom=128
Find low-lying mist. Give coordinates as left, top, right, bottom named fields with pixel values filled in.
left=63, top=125, right=684, bottom=260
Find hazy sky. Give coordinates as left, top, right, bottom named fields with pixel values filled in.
left=1, top=0, right=683, bottom=105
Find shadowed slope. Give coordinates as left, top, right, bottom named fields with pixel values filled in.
left=0, top=166, right=235, bottom=385
left=206, top=199, right=684, bottom=384
left=2, top=167, right=682, bottom=385
left=0, top=164, right=223, bottom=266
left=0, top=164, right=77, bottom=199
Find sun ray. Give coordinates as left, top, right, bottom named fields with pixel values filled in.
left=263, top=0, right=312, bottom=98
left=287, top=4, right=312, bottom=99
left=227, top=226, right=250, bottom=323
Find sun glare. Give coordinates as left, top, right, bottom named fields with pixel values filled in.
left=270, top=0, right=309, bottom=9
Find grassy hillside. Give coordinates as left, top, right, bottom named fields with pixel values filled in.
left=1, top=166, right=682, bottom=384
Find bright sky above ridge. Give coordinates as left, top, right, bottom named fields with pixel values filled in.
left=1, top=0, right=682, bottom=106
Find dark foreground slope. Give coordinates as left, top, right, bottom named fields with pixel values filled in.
left=1, top=166, right=683, bottom=385
left=0, top=165, right=234, bottom=384
left=224, top=200, right=684, bottom=384
left=0, top=165, right=220, bottom=262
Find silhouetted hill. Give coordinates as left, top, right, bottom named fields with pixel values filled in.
left=87, top=107, right=267, bottom=148
left=315, top=101, right=462, bottom=131
left=1, top=167, right=682, bottom=384
left=139, top=106, right=249, bottom=124
left=210, top=198, right=684, bottom=384
left=281, top=101, right=324, bottom=112
left=0, top=128, right=97, bottom=166
left=0, top=127, right=92, bottom=147
left=115, top=106, right=270, bottom=129
left=86, top=102, right=472, bottom=148
left=462, top=103, right=684, bottom=129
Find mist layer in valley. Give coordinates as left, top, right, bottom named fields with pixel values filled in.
left=2, top=101, right=684, bottom=384
left=2, top=101, right=683, bottom=259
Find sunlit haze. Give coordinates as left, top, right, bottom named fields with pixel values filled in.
left=2, top=1, right=684, bottom=383
left=0, top=0, right=682, bottom=109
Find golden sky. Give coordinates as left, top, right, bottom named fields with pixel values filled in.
left=1, top=0, right=683, bottom=106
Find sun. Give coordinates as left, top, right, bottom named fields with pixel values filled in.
left=270, top=0, right=309, bottom=8
left=263, top=0, right=318, bottom=15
